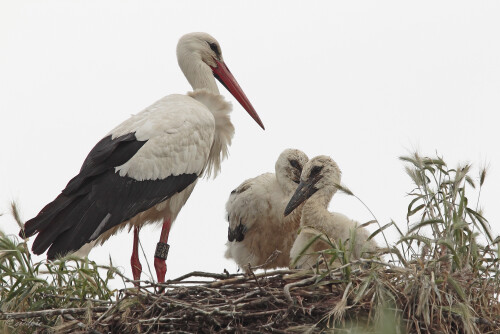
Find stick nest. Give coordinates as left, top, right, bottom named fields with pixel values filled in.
left=3, top=260, right=500, bottom=334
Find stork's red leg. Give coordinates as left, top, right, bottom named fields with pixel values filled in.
left=131, top=226, right=142, bottom=286
left=154, top=218, right=172, bottom=284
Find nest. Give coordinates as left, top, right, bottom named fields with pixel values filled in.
left=4, top=258, right=500, bottom=333
left=100, top=270, right=343, bottom=333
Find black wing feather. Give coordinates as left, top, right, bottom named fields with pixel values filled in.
left=22, top=133, right=146, bottom=237
left=22, top=132, right=199, bottom=259
left=42, top=171, right=197, bottom=259
left=64, top=133, right=146, bottom=194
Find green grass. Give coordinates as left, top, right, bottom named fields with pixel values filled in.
left=0, top=203, right=122, bottom=332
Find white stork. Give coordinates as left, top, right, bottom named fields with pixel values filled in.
left=284, top=156, right=377, bottom=269
left=225, top=149, right=309, bottom=270
left=20, top=32, right=264, bottom=284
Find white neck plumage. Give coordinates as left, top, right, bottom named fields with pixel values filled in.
left=182, top=61, right=234, bottom=178
left=301, top=192, right=332, bottom=227
left=177, top=51, right=220, bottom=94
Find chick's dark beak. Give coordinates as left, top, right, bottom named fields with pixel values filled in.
left=284, top=179, right=318, bottom=217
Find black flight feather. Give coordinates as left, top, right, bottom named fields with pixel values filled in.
left=22, top=133, right=146, bottom=238
left=21, top=132, right=199, bottom=259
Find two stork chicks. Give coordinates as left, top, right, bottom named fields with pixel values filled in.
left=225, top=150, right=378, bottom=271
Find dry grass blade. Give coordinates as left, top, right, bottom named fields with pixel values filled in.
left=10, top=201, right=24, bottom=230
left=331, top=281, right=352, bottom=321
left=367, top=221, right=393, bottom=241
left=333, top=182, right=354, bottom=196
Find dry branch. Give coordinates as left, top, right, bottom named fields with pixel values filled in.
left=0, top=306, right=108, bottom=320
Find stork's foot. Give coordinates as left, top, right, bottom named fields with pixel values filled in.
left=154, top=257, right=167, bottom=283
left=131, top=256, right=142, bottom=284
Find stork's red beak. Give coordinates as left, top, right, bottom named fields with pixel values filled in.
left=211, top=60, right=265, bottom=130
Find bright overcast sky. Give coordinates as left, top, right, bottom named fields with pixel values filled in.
left=1, top=1, right=499, bottom=284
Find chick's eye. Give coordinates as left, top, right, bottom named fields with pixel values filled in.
left=289, top=159, right=301, bottom=170
left=310, top=166, right=323, bottom=177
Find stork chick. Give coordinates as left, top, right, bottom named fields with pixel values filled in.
left=225, top=149, right=309, bottom=270
left=284, top=156, right=377, bottom=269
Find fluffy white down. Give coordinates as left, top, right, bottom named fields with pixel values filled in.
left=289, top=156, right=378, bottom=269
left=225, top=149, right=308, bottom=270
left=290, top=212, right=375, bottom=269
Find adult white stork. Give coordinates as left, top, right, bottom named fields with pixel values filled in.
left=225, top=149, right=308, bottom=270
left=20, top=32, right=264, bottom=284
left=284, top=156, right=377, bottom=269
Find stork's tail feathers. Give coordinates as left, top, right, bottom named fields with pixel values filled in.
left=32, top=194, right=97, bottom=259
left=20, top=193, right=74, bottom=239
left=20, top=191, right=109, bottom=260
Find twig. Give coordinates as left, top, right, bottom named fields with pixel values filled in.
left=283, top=275, right=319, bottom=303
left=207, top=269, right=296, bottom=288
left=169, top=271, right=234, bottom=282
left=0, top=307, right=108, bottom=320
left=40, top=293, right=114, bottom=305
left=248, top=250, right=282, bottom=271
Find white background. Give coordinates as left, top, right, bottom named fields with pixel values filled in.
left=1, top=1, right=499, bottom=286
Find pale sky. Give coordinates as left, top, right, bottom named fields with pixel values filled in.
left=1, top=1, right=499, bottom=285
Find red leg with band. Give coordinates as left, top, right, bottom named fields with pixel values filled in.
left=154, top=218, right=172, bottom=283
left=131, top=226, right=142, bottom=286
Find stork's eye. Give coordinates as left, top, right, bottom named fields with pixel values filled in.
left=310, top=165, right=323, bottom=177
left=289, top=159, right=301, bottom=170
left=209, top=42, right=221, bottom=58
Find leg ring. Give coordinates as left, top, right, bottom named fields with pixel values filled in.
left=154, top=242, right=170, bottom=260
